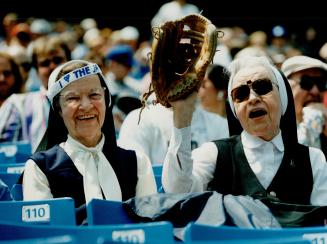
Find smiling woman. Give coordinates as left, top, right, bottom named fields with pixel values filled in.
left=21, top=60, right=157, bottom=224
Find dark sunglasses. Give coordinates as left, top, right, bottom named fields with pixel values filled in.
left=38, top=56, right=64, bottom=67
left=299, top=75, right=327, bottom=92
left=231, top=79, right=274, bottom=103
left=0, top=70, right=13, bottom=78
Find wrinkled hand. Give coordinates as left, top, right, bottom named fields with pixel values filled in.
left=170, top=91, right=198, bottom=128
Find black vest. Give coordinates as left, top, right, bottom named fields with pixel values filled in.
left=208, top=135, right=313, bottom=204
left=30, top=145, right=138, bottom=208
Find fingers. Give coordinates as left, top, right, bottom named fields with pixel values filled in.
left=182, top=30, right=204, bottom=42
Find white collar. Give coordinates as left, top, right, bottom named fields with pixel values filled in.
left=241, top=130, right=284, bottom=152
left=65, top=134, right=104, bottom=154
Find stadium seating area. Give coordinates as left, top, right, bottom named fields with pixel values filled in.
left=1, top=142, right=327, bottom=243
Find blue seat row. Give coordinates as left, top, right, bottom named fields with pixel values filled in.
left=0, top=141, right=32, bottom=164
left=2, top=196, right=327, bottom=243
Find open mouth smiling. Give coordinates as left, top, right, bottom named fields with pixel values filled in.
left=77, top=114, right=96, bottom=120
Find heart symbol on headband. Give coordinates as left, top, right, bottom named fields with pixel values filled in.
left=64, top=74, right=70, bottom=82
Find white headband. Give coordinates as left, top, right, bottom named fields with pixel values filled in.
left=47, top=60, right=105, bottom=105
left=228, top=65, right=288, bottom=117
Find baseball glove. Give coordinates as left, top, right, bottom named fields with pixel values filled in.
left=143, top=13, right=221, bottom=108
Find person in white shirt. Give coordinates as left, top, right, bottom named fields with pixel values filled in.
left=118, top=64, right=229, bottom=164
left=22, top=60, right=157, bottom=224
left=162, top=56, right=327, bottom=206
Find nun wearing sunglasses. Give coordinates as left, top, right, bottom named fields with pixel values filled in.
left=22, top=60, right=157, bottom=224
left=162, top=56, right=327, bottom=207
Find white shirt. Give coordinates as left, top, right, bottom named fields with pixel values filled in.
left=118, top=104, right=229, bottom=165
left=162, top=126, right=327, bottom=206
left=23, top=135, right=157, bottom=201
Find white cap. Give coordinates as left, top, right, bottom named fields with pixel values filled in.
left=119, top=26, right=139, bottom=41
left=30, top=19, right=52, bottom=34
left=281, top=55, right=327, bottom=78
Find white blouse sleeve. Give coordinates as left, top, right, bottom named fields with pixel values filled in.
left=23, top=159, right=53, bottom=200
left=135, top=151, right=158, bottom=197
left=309, top=147, right=327, bottom=205
left=162, top=126, right=217, bottom=193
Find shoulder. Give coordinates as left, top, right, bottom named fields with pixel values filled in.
left=31, top=145, right=63, bottom=161
left=308, top=146, right=326, bottom=166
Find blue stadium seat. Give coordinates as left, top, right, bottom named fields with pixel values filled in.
left=183, top=222, right=327, bottom=243
left=0, top=141, right=32, bottom=164
left=0, top=197, right=76, bottom=225
left=87, top=199, right=134, bottom=225
left=0, top=220, right=174, bottom=243
left=0, top=173, right=21, bottom=189
left=1, top=235, right=77, bottom=244
left=11, top=183, right=23, bottom=201
left=0, top=163, right=25, bottom=174
left=152, top=164, right=163, bottom=175
left=154, top=174, right=162, bottom=190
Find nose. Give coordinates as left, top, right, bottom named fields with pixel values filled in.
left=79, top=96, right=92, bottom=109
left=310, top=84, right=320, bottom=95
left=0, top=73, right=5, bottom=81
left=248, top=89, right=260, bottom=101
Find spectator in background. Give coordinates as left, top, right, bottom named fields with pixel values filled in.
left=9, top=46, right=32, bottom=84
left=8, top=23, right=32, bottom=50
left=281, top=55, right=327, bottom=157
left=0, top=52, right=24, bottom=107
left=118, top=64, right=229, bottom=164
left=0, top=36, right=69, bottom=152
left=151, top=0, right=199, bottom=27
left=105, top=44, right=142, bottom=133
left=118, top=26, right=140, bottom=51
left=29, top=19, right=52, bottom=40
left=22, top=60, right=156, bottom=224
left=0, top=12, right=18, bottom=51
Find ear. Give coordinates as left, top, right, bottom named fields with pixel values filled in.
left=59, top=109, right=63, bottom=117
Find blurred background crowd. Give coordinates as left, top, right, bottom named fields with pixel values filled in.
left=0, top=0, right=326, bottom=154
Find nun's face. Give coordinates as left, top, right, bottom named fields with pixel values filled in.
left=59, top=75, right=106, bottom=147
left=232, top=66, right=282, bottom=141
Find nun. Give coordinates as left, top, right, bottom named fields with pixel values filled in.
left=22, top=60, right=157, bottom=223
left=162, top=56, right=327, bottom=206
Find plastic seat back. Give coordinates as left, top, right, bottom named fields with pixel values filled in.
left=184, top=222, right=327, bottom=243
left=87, top=198, right=133, bottom=225
left=0, top=172, right=21, bottom=189
left=0, top=197, right=76, bottom=225
left=0, top=220, right=175, bottom=243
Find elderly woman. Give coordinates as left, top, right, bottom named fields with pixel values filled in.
left=162, top=56, right=327, bottom=206
left=22, top=60, right=157, bottom=223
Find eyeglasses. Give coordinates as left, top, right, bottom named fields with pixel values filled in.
left=231, top=79, right=274, bottom=103
left=0, top=70, right=13, bottom=78
left=38, top=56, right=65, bottom=67
left=299, top=75, right=327, bottom=92
left=60, top=87, right=106, bottom=107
